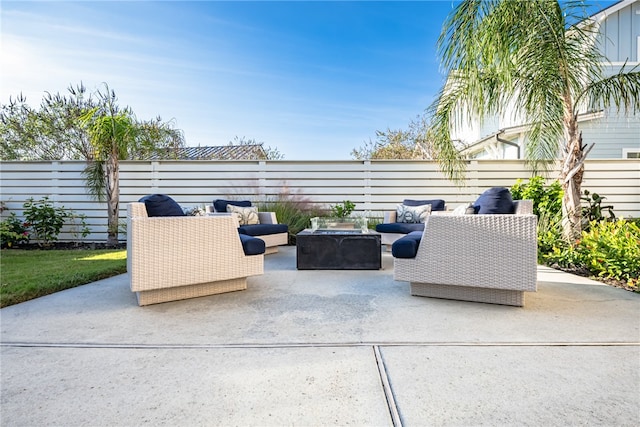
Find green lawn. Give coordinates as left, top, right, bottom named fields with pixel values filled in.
left=1, top=249, right=127, bottom=308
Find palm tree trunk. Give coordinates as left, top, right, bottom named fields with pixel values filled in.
left=105, top=152, right=120, bottom=246
left=560, top=116, right=584, bottom=243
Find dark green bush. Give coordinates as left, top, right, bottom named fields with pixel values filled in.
left=510, top=176, right=563, bottom=218
left=22, top=196, right=70, bottom=246
left=581, top=189, right=615, bottom=231
left=510, top=177, right=564, bottom=262
left=0, top=212, right=30, bottom=248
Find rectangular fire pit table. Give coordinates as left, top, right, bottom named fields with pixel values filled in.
left=296, top=229, right=381, bottom=270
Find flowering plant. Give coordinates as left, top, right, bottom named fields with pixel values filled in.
left=1, top=212, right=30, bottom=247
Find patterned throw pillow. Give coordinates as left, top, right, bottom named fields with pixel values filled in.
left=452, top=203, right=476, bottom=215
left=226, top=205, right=260, bottom=225
left=396, top=203, right=431, bottom=223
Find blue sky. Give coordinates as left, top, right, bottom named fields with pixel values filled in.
left=1, top=0, right=617, bottom=160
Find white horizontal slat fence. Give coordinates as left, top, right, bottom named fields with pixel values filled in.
left=1, top=159, right=638, bottom=242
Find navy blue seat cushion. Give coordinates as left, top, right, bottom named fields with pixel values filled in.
left=213, top=199, right=252, bottom=213
left=238, top=223, right=288, bottom=236
left=391, top=231, right=423, bottom=258
left=403, top=199, right=446, bottom=211
left=139, top=194, right=185, bottom=217
left=473, top=187, right=514, bottom=214
left=376, top=222, right=424, bottom=234
left=239, top=234, right=266, bottom=255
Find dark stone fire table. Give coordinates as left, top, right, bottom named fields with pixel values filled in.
left=296, top=229, right=381, bottom=270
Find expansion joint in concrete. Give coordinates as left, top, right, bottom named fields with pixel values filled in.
left=1, top=341, right=638, bottom=349
left=373, top=345, right=402, bottom=427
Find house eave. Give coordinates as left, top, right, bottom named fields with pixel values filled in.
left=460, top=111, right=606, bottom=156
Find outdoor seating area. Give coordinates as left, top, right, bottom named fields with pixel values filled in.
left=128, top=188, right=539, bottom=306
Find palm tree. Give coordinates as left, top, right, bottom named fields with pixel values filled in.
left=80, top=84, right=187, bottom=245
left=427, top=0, right=640, bottom=241
left=80, top=85, right=138, bottom=246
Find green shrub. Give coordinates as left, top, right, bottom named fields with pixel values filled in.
left=545, top=219, right=639, bottom=289
left=0, top=212, right=30, bottom=248
left=535, top=208, right=565, bottom=263
left=581, top=189, right=615, bottom=231
left=578, top=219, right=639, bottom=288
left=22, top=196, right=71, bottom=246
left=66, top=212, right=92, bottom=243
left=510, top=176, right=563, bottom=218
left=511, top=177, right=564, bottom=261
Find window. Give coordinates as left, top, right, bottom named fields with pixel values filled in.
left=622, top=148, right=640, bottom=159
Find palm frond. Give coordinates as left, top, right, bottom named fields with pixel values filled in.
left=426, top=82, right=471, bottom=183
left=82, top=160, right=106, bottom=202
left=577, top=67, right=640, bottom=115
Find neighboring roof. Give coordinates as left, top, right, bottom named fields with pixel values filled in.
left=147, top=144, right=268, bottom=160
left=588, top=0, right=636, bottom=24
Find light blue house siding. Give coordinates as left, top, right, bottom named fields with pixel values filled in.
left=597, top=0, right=639, bottom=63
left=580, top=111, right=640, bottom=158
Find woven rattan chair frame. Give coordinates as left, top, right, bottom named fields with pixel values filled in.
left=394, top=200, right=537, bottom=307
left=127, top=203, right=264, bottom=306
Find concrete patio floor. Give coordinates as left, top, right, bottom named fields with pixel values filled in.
left=1, top=246, right=639, bottom=426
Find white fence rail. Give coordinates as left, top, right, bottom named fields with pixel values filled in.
left=1, top=159, right=638, bottom=242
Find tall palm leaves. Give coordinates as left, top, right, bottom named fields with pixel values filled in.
left=429, top=0, right=640, bottom=241
left=80, top=85, right=138, bottom=245
left=79, top=84, right=187, bottom=245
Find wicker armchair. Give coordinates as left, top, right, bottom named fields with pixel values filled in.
left=393, top=200, right=537, bottom=306
left=127, top=203, right=264, bottom=306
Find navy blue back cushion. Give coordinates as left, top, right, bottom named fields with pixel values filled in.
left=473, top=187, right=514, bottom=214
left=391, top=231, right=423, bottom=258
left=238, top=223, right=288, bottom=236
left=376, top=222, right=424, bottom=234
left=213, top=199, right=252, bottom=213
left=139, top=194, right=185, bottom=217
left=403, top=199, right=446, bottom=211
left=239, top=234, right=266, bottom=255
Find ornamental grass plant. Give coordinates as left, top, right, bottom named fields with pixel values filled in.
left=255, top=189, right=326, bottom=243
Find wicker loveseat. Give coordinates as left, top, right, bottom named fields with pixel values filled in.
left=393, top=199, right=537, bottom=306
left=211, top=199, right=289, bottom=254
left=127, top=202, right=264, bottom=306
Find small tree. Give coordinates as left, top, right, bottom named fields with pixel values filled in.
left=0, top=84, right=96, bottom=160
left=352, top=115, right=436, bottom=160
left=3, top=82, right=186, bottom=244
left=80, top=85, right=138, bottom=246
